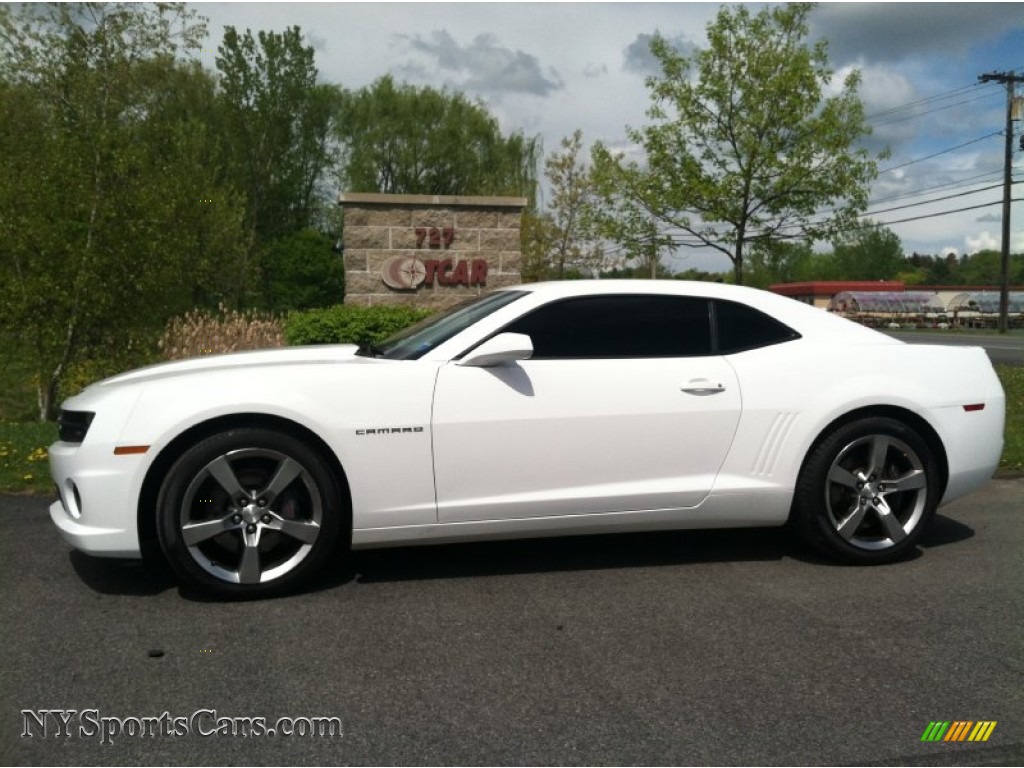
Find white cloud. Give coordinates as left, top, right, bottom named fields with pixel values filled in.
left=400, top=30, right=563, bottom=97
left=810, top=4, right=1011, bottom=65
left=965, top=231, right=1000, bottom=253
left=622, top=32, right=699, bottom=75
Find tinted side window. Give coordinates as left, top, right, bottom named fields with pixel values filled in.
left=714, top=300, right=800, bottom=354
left=504, top=295, right=712, bottom=359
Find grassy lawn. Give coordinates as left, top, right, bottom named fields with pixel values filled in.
left=1, top=366, right=1021, bottom=496
left=0, top=341, right=40, bottom=423
left=997, top=365, right=1024, bottom=474
left=0, top=421, right=58, bottom=495
left=891, top=328, right=1024, bottom=338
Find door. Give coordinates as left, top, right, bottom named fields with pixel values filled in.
left=431, top=294, right=742, bottom=523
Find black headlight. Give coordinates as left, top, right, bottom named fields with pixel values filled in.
left=58, top=410, right=95, bottom=443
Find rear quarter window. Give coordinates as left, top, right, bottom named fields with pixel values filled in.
left=714, top=299, right=800, bottom=354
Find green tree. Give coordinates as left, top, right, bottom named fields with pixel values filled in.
left=959, top=250, right=1024, bottom=285
left=600, top=262, right=675, bottom=280
left=215, top=26, right=343, bottom=309
left=893, top=267, right=928, bottom=286
left=919, top=253, right=960, bottom=285
left=830, top=221, right=905, bottom=280
left=746, top=240, right=820, bottom=288
left=520, top=211, right=557, bottom=282
left=257, top=229, right=345, bottom=311
left=592, top=204, right=674, bottom=279
left=898, top=253, right=946, bottom=285
left=523, top=130, right=604, bottom=280
left=0, top=3, right=248, bottom=419
left=216, top=25, right=341, bottom=243
left=591, top=4, right=882, bottom=285
left=672, top=268, right=727, bottom=282
left=336, top=76, right=540, bottom=204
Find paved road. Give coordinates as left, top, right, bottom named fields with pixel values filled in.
left=2, top=485, right=1022, bottom=766
left=887, top=331, right=1024, bottom=367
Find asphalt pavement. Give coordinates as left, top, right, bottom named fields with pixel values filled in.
left=2, top=483, right=1022, bottom=766
left=887, top=331, right=1024, bottom=367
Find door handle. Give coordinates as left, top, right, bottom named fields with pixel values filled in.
left=681, top=379, right=726, bottom=395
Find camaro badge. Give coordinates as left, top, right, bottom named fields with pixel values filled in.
left=355, top=427, right=425, bottom=436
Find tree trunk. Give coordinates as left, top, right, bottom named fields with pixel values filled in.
left=733, top=232, right=745, bottom=286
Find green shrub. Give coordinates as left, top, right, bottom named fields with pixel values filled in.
left=284, top=305, right=433, bottom=347
left=60, top=333, right=163, bottom=401
left=256, top=230, right=346, bottom=312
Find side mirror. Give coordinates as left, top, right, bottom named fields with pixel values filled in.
left=458, top=333, right=533, bottom=367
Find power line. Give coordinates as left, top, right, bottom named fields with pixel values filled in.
left=870, top=90, right=1002, bottom=128
left=881, top=132, right=1002, bottom=173
left=603, top=178, right=1020, bottom=254
left=865, top=82, right=984, bottom=120
left=868, top=198, right=1019, bottom=228
left=867, top=170, right=1004, bottom=205
left=863, top=183, right=1005, bottom=217
left=763, top=175, right=1017, bottom=233
left=867, top=171, right=1005, bottom=206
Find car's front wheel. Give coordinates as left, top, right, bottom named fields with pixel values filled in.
left=156, top=428, right=345, bottom=597
left=792, top=417, right=941, bottom=564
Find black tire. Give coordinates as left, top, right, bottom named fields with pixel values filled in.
left=792, top=416, right=941, bottom=564
left=156, top=428, right=346, bottom=597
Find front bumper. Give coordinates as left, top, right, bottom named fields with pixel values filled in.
left=49, top=499, right=139, bottom=557
left=49, top=440, right=145, bottom=558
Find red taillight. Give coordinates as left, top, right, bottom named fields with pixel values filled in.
left=963, top=403, right=985, bottom=412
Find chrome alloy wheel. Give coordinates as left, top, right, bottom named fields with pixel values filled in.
left=824, top=434, right=928, bottom=551
left=178, top=448, right=323, bottom=585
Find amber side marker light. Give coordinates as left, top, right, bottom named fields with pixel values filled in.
left=113, top=445, right=150, bottom=455
left=962, top=404, right=986, bottom=412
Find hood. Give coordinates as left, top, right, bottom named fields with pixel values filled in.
left=95, top=345, right=363, bottom=389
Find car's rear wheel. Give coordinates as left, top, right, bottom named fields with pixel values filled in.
left=156, top=428, right=345, bottom=597
left=792, top=417, right=941, bottom=564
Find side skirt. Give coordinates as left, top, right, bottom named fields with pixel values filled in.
left=351, top=489, right=793, bottom=549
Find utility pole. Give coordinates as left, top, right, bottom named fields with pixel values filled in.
left=978, top=70, right=1022, bottom=334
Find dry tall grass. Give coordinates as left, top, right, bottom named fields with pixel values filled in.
left=159, top=304, right=285, bottom=360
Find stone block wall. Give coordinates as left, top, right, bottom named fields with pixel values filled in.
left=338, top=192, right=526, bottom=310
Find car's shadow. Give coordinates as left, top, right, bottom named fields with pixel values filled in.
left=340, top=511, right=975, bottom=585
left=70, top=550, right=178, bottom=595
left=917, top=511, right=976, bottom=549
left=68, top=513, right=976, bottom=601
left=345, top=526, right=796, bottom=585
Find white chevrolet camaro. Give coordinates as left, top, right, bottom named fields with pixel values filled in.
left=50, top=281, right=1005, bottom=597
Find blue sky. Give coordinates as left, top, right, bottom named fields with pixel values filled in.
left=193, top=2, right=1024, bottom=272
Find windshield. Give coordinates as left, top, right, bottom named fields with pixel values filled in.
left=359, top=290, right=527, bottom=360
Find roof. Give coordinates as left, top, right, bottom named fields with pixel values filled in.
left=829, top=291, right=946, bottom=313
left=337, top=192, right=527, bottom=208
left=947, top=291, right=1024, bottom=313
left=506, top=280, right=890, bottom=345
left=770, top=281, right=905, bottom=296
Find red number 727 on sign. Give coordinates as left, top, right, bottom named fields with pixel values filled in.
left=414, top=227, right=455, bottom=249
